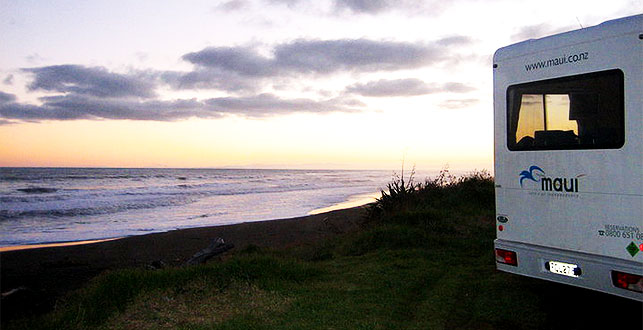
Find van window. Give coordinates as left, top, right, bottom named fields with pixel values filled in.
left=507, top=69, right=624, bottom=151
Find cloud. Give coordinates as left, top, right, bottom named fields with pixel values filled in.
left=0, top=95, right=200, bottom=121
left=215, top=0, right=249, bottom=11
left=25, top=53, right=45, bottom=64
left=266, top=0, right=301, bottom=8
left=273, top=39, right=441, bottom=73
left=436, top=35, right=474, bottom=46
left=333, top=0, right=450, bottom=15
left=160, top=69, right=262, bottom=92
left=23, top=65, right=157, bottom=98
left=6, top=37, right=469, bottom=124
left=441, top=82, right=476, bottom=93
left=0, top=119, right=17, bottom=125
left=439, top=98, right=479, bottom=109
left=334, top=0, right=392, bottom=14
left=262, top=0, right=460, bottom=16
left=205, top=93, right=364, bottom=116
left=0, top=102, right=69, bottom=121
left=167, top=38, right=447, bottom=92
left=0, top=91, right=17, bottom=103
left=3, top=74, right=14, bottom=85
left=0, top=93, right=363, bottom=123
left=178, top=39, right=443, bottom=84
left=511, top=23, right=575, bottom=41
left=182, top=47, right=276, bottom=77
left=346, top=79, right=475, bottom=97
left=346, top=78, right=432, bottom=96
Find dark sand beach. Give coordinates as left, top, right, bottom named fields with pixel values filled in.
left=0, top=206, right=367, bottom=322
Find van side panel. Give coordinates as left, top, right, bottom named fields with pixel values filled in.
left=493, top=15, right=642, bottom=301
left=494, top=20, right=642, bottom=261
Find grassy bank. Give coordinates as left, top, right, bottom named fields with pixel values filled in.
left=7, top=170, right=641, bottom=329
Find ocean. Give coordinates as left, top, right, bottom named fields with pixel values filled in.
left=0, top=168, right=401, bottom=247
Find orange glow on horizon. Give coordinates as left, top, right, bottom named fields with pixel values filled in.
left=0, top=110, right=493, bottom=171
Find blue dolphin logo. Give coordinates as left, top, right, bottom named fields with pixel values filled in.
left=519, top=165, right=545, bottom=187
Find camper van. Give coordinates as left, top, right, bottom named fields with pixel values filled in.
left=493, top=14, right=642, bottom=301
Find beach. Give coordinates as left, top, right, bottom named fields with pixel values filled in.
left=0, top=167, right=385, bottom=322
left=0, top=168, right=392, bottom=248
left=0, top=206, right=366, bottom=322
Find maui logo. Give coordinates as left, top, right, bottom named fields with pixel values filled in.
left=519, top=166, right=544, bottom=187
left=519, top=165, right=585, bottom=193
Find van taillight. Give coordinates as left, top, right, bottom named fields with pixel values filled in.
left=611, top=271, right=643, bottom=293
left=495, top=249, right=517, bottom=266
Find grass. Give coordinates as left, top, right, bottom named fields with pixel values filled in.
left=7, top=170, right=641, bottom=329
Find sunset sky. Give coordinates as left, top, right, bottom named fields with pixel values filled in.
left=0, top=1, right=638, bottom=170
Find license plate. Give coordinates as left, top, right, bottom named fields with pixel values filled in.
left=547, top=261, right=580, bottom=278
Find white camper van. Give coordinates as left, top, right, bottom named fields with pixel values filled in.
left=493, top=14, right=642, bottom=301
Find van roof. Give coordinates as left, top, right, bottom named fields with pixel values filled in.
left=494, top=14, right=642, bottom=62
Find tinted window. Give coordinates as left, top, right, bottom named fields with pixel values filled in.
left=507, top=69, right=624, bottom=151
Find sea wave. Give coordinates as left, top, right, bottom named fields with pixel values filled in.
left=0, top=196, right=195, bottom=220
left=0, top=168, right=393, bottom=246
left=16, top=187, right=58, bottom=194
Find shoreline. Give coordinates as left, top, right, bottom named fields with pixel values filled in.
left=0, top=237, right=124, bottom=253
left=308, top=191, right=379, bottom=215
left=0, top=190, right=380, bottom=252
left=0, top=206, right=368, bottom=322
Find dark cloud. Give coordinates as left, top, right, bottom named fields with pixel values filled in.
left=182, top=47, right=275, bottom=77
left=346, top=79, right=475, bottom=97
left=0, top=95, right=203, bottom=122
left=6, top=36, right=471, bottom=124
left=0, top=93, right=362, bottom=123
left=160, top=69, right=262, bottom=92
left=0, top=102, right=70, bottom=121
left=180, top=39, right=442, bottom=79
left=168, top=39, right=446, bottom=92
left=23, top=65, right=157, bottom=98
left=273, top=39, right=440, bottom=73
left=0, top=91, right=17, bottom=103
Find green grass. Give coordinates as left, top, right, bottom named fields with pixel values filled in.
left=7, top=171, right=641, bottom=329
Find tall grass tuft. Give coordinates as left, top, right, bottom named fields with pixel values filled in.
left=367, top=166, right=421, bottom=220
left=368, top=168, right=495, bottom=223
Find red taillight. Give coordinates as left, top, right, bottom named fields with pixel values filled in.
left=612, top=271, right=643, bottom=293
left=495, top=248, right=518, bottom=266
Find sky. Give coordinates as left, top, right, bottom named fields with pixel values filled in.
left=0, top=0, right=639, bottom=171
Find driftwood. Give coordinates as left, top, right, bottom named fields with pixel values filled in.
left=146, top=259, right=168, bottom=270
left=185, top=237, right=234, bottom=265
left=1, top=286, right=44, bottom=320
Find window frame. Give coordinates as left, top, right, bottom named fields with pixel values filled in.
left=506, top=69, right=625, bottom=151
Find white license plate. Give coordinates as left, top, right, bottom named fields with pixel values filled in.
left=548, top=261, right=580, bottom=278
